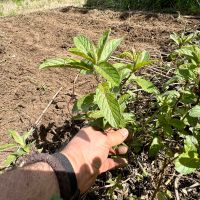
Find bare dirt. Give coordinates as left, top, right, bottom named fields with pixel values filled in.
left=0, top=6, right=200, bottom=199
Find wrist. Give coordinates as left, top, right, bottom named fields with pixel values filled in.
left=60, top=150, right=94, bottom=193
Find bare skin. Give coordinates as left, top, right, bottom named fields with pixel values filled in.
left=0, top=127, right=129, bottom=200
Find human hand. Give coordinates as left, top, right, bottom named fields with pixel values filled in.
left=61, top=127, right=129, bottom=193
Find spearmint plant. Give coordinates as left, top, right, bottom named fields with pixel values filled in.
left=40, top=30, right=153, bottom=130
left=39, top=30, right=200, bottom=198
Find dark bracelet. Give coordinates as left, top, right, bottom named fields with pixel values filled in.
left=21, top=153, right=80, bottom=200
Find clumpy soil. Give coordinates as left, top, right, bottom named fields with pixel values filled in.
left=0, top=6, right=199, bottom=199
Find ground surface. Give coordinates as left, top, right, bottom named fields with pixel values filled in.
left=0, top=6, right=199, bottom=199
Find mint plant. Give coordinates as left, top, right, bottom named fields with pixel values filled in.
left=40, top=30, right=153, bottom=130
left=40, top=30, right=200, bottom=199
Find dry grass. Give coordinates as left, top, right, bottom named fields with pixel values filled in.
left=0, top=0, right=85, bottom=16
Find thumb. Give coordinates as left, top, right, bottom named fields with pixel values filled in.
left=107, top=128, right=129, bottom=147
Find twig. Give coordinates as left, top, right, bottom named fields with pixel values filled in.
left=72, top=73, right=80, bottom=96
left=29, top=87, right=63, bottom=133
left=29, top=80, right=90, bottom=133
left=147, top=67, right=171, bottom=79
left=151, top=158, right=167, bottom=200
left=174, top=176, right=181, bottom=200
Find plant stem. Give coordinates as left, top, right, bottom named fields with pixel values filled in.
left=150, top=158, right=167, bottom=200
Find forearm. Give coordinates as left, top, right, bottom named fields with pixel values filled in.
left=0, top=162, right=60, bottom=200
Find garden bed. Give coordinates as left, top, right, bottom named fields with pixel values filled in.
left=0, top=7, right=199, bottom=199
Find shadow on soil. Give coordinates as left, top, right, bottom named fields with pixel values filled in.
left=32, top=120, right=84, bottom=153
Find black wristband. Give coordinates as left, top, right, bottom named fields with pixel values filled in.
left=21, top=153, right=80, bottom=200
left=53, top=153, right=80, bottom=200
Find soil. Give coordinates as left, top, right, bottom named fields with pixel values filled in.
left=0, top=6, right=200, bottom=199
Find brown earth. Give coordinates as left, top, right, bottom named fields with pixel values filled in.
left=0, top=5, right=199, bottom=160
left=0, top=6, right=200, bottom=198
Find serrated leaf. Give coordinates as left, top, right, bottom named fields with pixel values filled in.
left=99, top=38, right=123, bottom=63
left=74, top=35, right=93, bottom=56
left=95, top=83, right=122, bottom=128
left=133, top=77, right=159, bottom=94
left=39, top=58, right=91, bottom=70
left=149, top=137, right=163, bottom=157
left=68, top=48, right=93, bottom=62
left=97, top=30, right=110, bottom=60
left=0, top=144, right=17, bottom=152
left=9, top=130, right=25, bottom=147
left=72, top=93, right=95, bottom=113
left=94, top=62, right=120, bottom=87
left=189, top=105, right=200, bottom=118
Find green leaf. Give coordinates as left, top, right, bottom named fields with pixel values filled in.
left=113, top=63, right=131, bottom=81
left=0, top=144, right=17, bottom=152
left=87, top=110, right=104, bottom=119
left=189, top=105, right=200, bottom=118
left=119, top=93, right=131, bottom=112
left=119, top=50, right=134, bottom=60
left=149, top=137, right=163, bottom=157
left=23, top=131, right=32, bottom=141
left=99, top=38, right=123, bottom=63
left=184, top=135, right=198, bottom=152
left=39, top=58, right=91, bottom=70
left=73, top=35, right=93, bottom=56
left=72, top=93, right=95, bottom=113
left=170, top=32, right=179, bottom=46
left=175, top=152, right=200, bottom=174
left=9, top=130, right=25, bottom=147
left=133, top=77, right=159, bottom=94
left=97, top=30, right=110, bottom=60
left=134, top=51, right=152, bottom=70
left=4, top=154, right=16, bottom=167
left=122, top=113, right=135, bottom=125
left=175, top=48, right=193, bottom=57
left=72, top=113, right=88, bottom=121
left=68, top=48, right=93, bottom=62
left=175, top=136, right=200, bottom=174
left=169, top=118, right=185, bottom=130
left=95, top=83, right=122, bottom=128
left=94, top=62, right=120, bottom=87
left=157, top=191, right=169, bottom=200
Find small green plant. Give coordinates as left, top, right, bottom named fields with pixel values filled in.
left=40, top=30, right=153, bottom=130
left=40, top=30, right=200, bottom=199
left=0, top=130, right=35, bottom=167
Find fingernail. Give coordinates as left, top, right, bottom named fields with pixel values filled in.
left=119, top=128, right=128, bottom=137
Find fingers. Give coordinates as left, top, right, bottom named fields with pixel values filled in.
left=107, top=128, right=129, bottom=147
left=115, top=145, right=128, bottom=154
left=109, top=145, right=128, bottom=155
left=99, top=158, right=128, bottom=174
